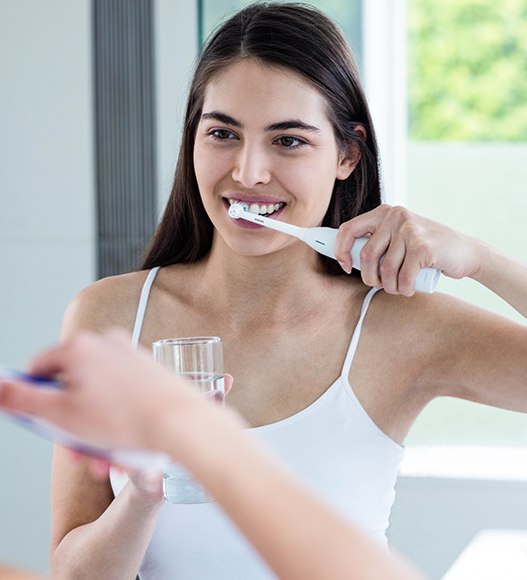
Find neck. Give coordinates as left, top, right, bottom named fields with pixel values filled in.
left=199, top=238, right=332, bottom=326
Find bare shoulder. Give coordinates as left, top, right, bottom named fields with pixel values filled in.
left=62, top=270, right=152, bottom=339
left=367, top=290, right=483, bottom=336
left=355, top=289, right=493, bottom=384
left=363, top=288, right=525, bottom=377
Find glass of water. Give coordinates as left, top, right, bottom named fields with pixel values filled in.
left=152, top=336, right=224, bottom=503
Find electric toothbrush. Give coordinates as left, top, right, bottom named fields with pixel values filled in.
left=0, top=368, right=170, bottom=470
left=228, top=203, right=441, bottom=294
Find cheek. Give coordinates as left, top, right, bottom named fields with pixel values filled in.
left=283, top=155, right=339, bottom=196
left=193, top=144, right=208, bottom=186
left=193, top=144, right=230, bottom=189
left=300, top=160, right=340, bottom=215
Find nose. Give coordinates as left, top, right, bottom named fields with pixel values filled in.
left=231, top=143, right=271, bottom=188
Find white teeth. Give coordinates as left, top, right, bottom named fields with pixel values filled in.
left=228, top=199, right=284, bottom=216
left=228, top=200, right=248, bottom=211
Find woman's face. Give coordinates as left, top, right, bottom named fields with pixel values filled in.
left=193, top=58, right=356, bottom=257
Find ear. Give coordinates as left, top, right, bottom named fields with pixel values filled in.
left=336, top=124, right=366, bottom=180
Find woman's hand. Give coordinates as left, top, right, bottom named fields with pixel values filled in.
left=126, top=468, right=164, bottom=502
left=72, top=452, right=165, bottom=503
left=334, top=204, right=483, bottom=295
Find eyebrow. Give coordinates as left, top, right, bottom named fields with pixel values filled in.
left=201, top=111, right=321, bottom=133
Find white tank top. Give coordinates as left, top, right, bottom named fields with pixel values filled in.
left=111, top=267, right=404, bottom=580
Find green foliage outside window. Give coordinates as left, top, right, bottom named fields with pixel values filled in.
left=408, top=0, right=527, bottom=141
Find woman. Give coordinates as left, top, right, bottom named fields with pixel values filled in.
left=52, top=2, right=527, bottom=579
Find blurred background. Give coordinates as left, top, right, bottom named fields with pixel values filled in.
left=1, top=0, right=527, bottom=577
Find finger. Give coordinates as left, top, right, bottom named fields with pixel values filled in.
left=334, top=205, right=392, bottom=274
left=86, top=457, right=112, bottom=480
left=70, top=450, right=87, bottom=463
left=378, top=237, right=406, bottom=295
left=333, top=227, right=355, bottom=274
left=28, top=331, right=115, bottom=380
left=335, top=224, right=372, bottom=273
left=397, top=245, right=428, bottom=296
left=397, top=259, right=420, bottom=297
left=358, top=231, right=392, bottom=288
left=25, top=341, right=71, bottom=379
left=224, top=373, right=234, bottom=396
left=0, top=378, right=64, bottom=418
left=341, top=204, right=392, bottom=241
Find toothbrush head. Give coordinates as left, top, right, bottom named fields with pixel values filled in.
left=228, top=203, right=247, bottom=219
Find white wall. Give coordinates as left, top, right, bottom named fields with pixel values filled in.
left=0, top=0, right=95, bottom=572
left=389, top=476, right=527, bottom=579
left=154, top=0, right=198, bottom=210
left=0, top=0, right=198, bottom=573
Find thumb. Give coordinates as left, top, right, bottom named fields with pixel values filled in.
left=224, top=373, right=234, bottom=396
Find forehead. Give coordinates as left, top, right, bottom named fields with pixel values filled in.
left=201, top=59, right=331, bottom=126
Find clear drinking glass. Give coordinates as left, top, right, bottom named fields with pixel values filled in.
left=152, top=336, right=224, bottom=503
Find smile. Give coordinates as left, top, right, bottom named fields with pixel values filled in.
left=227, top=199, right=285, bottom=217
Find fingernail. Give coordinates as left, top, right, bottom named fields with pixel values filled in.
left=338, top=261, right=352, bottom=274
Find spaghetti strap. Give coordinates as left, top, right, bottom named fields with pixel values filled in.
left=341, top=287, right=380, bottom=377
left=131, top=267, right=161, bottom=348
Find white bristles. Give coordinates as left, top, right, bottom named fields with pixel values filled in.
left=228, top=203, right=246, bottom=219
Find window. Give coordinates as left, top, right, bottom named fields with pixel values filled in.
left=405, top=0, right=527, bottom=449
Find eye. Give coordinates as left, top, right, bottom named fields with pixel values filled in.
left=207, top=128, right=238, bottom=141
left=274, top=135, right=306, bottom=149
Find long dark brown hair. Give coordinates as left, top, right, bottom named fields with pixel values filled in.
left=141, top=2, right=381, bottom=275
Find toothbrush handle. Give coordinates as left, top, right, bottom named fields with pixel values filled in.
left=301, top=227, right=440, bottom=293
left=350, top=238, right=441, bottom=294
